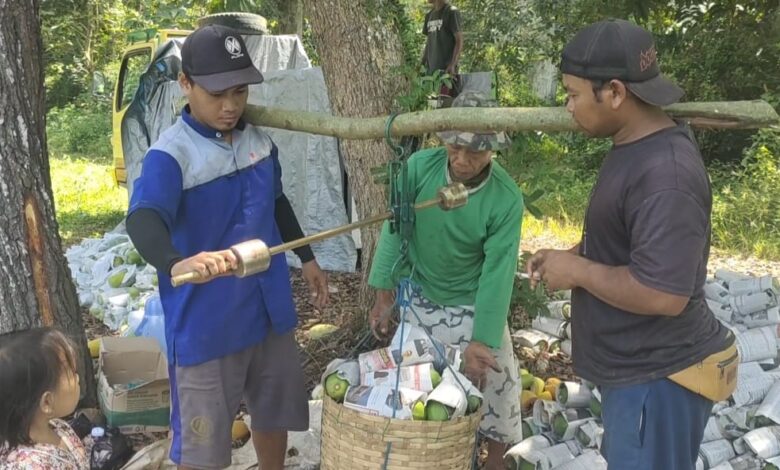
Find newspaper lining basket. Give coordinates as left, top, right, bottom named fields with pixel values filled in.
left=321, top=395, right=482, bottom=470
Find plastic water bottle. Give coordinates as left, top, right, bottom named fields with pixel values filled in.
left=121, top=308, right=145, bottom=337
left=89, top=427, right=133, bottom=470
left=84, top=427, right=104, bottom=466
left=134, top=294, right=167, bottom=357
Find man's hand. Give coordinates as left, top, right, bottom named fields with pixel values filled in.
left=369, top=290, right=396, bottom=340
left=526, top=249, right=585, bottom=291
left=301, top=260, right=328, bottom=310
left=170, top=250, right=238, bottom=283
left=446, top=63, right=457, bottom=76
left=463, top=341, right=500, bottom=391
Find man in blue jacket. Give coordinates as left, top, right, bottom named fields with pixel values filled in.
left=126, top=24, right=328, bottom=470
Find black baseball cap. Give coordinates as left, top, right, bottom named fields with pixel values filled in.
left=560, top=19, right=684, bottom=106
left=181, top=24, right=263, bottom=93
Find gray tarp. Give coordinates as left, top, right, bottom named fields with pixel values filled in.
left=121, top=35, right=356, bottom=272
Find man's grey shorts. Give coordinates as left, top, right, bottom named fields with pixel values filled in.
left=169, top=331, right=309, bottom=469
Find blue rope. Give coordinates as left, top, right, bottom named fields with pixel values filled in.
left=382, top=278, right=482, bottom=470
left=381, top=315, right=406, bottom=470
left=390, top=320, right=407, bottom=420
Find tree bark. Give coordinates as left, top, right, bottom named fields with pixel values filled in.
left=0, top=0, right=95, bottom=404
left=306, top=0, right=408, bottom=307
left=277, top=0, right=303, bottom=37
left=243, top=99, right=780, bottom=139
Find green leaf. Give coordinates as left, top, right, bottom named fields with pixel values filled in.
left=525, top=203, right=544, bottom=219
left=525, top=189, right=545, bottom=203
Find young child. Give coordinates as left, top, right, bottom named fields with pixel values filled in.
left=0, top=327, right=88, bottom=469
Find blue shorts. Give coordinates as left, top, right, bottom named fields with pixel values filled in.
left=600, top=378, right=713, bottom=470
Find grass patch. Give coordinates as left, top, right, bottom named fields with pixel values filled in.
left=710, top=130, right=780, bottom=259
left=521, top=217, right=582, bottom=247
left=50, top=154, right=127, bottom=246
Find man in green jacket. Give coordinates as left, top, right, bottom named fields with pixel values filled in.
left=368, top=92, right=524, bottom=469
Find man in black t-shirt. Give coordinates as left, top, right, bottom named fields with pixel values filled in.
left=422, top=0, right=463, bottom=96
left=526, top=20, right=734, bottom=470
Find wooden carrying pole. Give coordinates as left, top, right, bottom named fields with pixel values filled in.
left=242, top=100, right=779, bottom=139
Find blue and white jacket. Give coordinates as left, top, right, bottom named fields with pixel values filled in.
left=128, top=106, right=297, bottom=366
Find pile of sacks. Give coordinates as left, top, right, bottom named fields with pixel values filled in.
left=315, top=322, right=484, bottom=421
left=506, top=270, right=780, bottom=470
left=65, top=229, right=158, bottom=332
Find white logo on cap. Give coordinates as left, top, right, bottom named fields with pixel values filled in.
left=224, top=36, right=244, bottom=59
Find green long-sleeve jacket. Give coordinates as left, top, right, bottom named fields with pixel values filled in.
left=368, top=147, right=524, bottom=348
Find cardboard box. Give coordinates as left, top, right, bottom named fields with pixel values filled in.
left=98, top=337, right=170, bottom=434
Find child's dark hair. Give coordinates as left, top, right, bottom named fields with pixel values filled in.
left=0, top=327, right=78, bottom=454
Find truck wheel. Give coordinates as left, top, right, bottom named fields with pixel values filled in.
left=197, top=13, right=269, bottom=35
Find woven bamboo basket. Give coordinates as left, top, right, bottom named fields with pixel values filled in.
left=320, top=395, right=482, bottom=470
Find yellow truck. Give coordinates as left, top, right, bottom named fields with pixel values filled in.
left=112, top=28, right=189, bottom=186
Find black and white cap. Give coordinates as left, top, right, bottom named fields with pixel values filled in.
left=560, top=19, right=684, bottom=106
left=181, top=24, right=263, bottom=93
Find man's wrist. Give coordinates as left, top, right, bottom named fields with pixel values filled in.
left=376, top=289, right=394, bottom=302
left=571, top=255, right=592, bottom=289
left=167, top=257, right=184, bottom=277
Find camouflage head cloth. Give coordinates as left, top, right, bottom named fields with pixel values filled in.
left=436, top=92, right=511, bottom=151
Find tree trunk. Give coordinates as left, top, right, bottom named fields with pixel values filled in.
left=306, top=0, right=408, bottom=307
left=0, top=0, right=96, bottom=404
left=277, top=0, right=303, bottom=37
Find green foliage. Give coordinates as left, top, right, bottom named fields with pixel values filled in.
left=460, top=0, right=553, bottom=73
left=205, top=0, right=263, bottom=13
left=523, top=189, right=544, bottom=219
left=46, top=96, right=113, bottom=159
left=511, top=277, right=550, bottom=319
left=301, top=18, right=320, bottom=66
left=41, top=0, right=290, bottom=108
left=378, top=0, right=423, bottom=70
left=41, top=0, right=207, bottom=108
left=394, top=68, right=453, bottom=112
left=121, top=2, right=199, bottom=30
left=710, top=129, right=780, bottom=259
left=653, top=3, right=780, bottom=163
left=511, top=251, right=550, bottom=319
left=497, top=131, right=599, bottom=226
